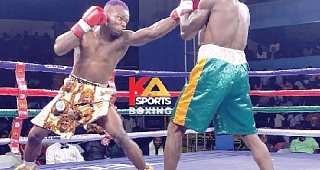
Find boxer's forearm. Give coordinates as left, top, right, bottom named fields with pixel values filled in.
left=180, top=10, right=209, bottom=40
left=54, top=31, right=81, bottom=56
left=127, top=17, right=178, bottom=46
left=148, top=17, right=178, bottom=37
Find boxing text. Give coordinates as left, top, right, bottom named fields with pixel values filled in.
left=128, top=77, right=172, bottom=115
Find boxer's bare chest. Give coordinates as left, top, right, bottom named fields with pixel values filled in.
left=71, top=32, right=129, bottom=83
left=80, top=32, right=128, bottom=63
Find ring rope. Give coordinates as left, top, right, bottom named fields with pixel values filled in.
left=0, top=106, right=319, bottom=118
left=0, top=62, right=319, bottom=150
left=1, top=60, right=320, bottom=77
left=1, top=87, right=320, bottom=98
left=0, top=127, right=319, bottom=145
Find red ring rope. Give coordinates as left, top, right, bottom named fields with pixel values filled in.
left=0, top=88, right=320, bottom=97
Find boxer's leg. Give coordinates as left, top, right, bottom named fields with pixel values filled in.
left=23, top=126, right=49, bottom=162
left=165, top=58, right=231, bottom=170
left=15, top=126, right=48, bottom=170
left=97, top=106, right=150, bottom=170
left=215, top=63, right=274, bottom=170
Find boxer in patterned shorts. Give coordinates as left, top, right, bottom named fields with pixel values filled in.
left=16, top=0, right=180, bottom=169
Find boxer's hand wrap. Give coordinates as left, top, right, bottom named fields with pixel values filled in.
left=71, top=6, right=107, bottom=38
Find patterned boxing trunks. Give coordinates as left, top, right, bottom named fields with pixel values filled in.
left=31, top=75, right=115, bottom=139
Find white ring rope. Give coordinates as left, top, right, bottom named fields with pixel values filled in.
left=0, top=127, right=319, bottom=145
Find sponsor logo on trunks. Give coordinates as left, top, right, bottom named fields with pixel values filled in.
left=128, top=77, right=171, bottom=115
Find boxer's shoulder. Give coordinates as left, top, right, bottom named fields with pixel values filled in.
left=198, top=0, right=215, bottom=10
left=121, top=30, right=136, bottom=44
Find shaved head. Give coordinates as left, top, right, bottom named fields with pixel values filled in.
left=105, top=0, right=129, bottom=11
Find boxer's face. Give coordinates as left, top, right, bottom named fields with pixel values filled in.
left=105, top=5, right=129, bottom=38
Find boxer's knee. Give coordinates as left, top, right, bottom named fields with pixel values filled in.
left=27, top=133, right=43, bottom=145
left=27, top=126, right=47, bottom=145
left=167, top=122, right=186, bottom=136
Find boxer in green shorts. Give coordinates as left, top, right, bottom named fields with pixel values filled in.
left=164, top=0, right=274, bottom=170
left=172, top=44, right=256, bottom=135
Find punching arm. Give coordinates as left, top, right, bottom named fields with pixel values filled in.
left=125, top=17, right=178, bottom=46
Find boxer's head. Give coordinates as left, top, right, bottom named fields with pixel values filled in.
left=104, top=0, right=129, bottom=38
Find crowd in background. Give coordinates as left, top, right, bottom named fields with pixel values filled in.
left=245, top=37, right=320, bottom=61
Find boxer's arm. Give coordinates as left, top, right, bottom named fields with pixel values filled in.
left=54, top=6, right=107, bottom=56
left=54, top=31, right=81, bottom=56
left=124, top=17, right=178, bottom=46
left=180, top=0, right=213, bottom=40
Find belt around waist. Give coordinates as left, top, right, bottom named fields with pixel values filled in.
left=70, top=75, right=109, bottom=88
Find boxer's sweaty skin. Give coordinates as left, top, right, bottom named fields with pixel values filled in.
left=20, top=5, right=178, bottom=170
left=180, top=0, right=250, bottom=51
left=166, top=1, right=274, bottom=170
left=54, top=5, right=178, bottom=84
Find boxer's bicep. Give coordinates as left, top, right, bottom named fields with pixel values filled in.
left=54, top=31, right=81, bottom=56
left=125, top=17, right=178, bottom=46
left=180, top=0, right=213, bottom=40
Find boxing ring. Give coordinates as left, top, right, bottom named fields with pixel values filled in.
left=0, top=61, right=320, bottom=169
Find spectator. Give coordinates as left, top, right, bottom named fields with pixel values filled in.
left=148, top=137, right=164, bottom=156
left=256, top=45, right=267, bottom=60
left=46, top=142, right=84, bottom=164
left=259, top=135, right=274, bottom=152
left=287, top=114, right=304, bottom=128
left=273, top=137, right=290, bottom=153
left=123, top=116, right=136, bottom=133
left=290, top=136, right=319, bottom=154
left=244, top=45, right=254, bottom=61
left=108, top=140, right=125, bottom=158
left=313, top=38, right=320, bottom=55
left=290, top=41, right=303, bottom=58
left=305, top=113, right=320, bottom=128
left=85, top=141, right=107, bottom=161
left=303, top=41, right=314, bottom=56
left=269, top=37, right=280, bottom=59
left=0, top=130, right=11, bottom=155
left=274, top=114, right=285, bottom=128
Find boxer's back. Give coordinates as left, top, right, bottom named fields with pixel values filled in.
left=203, top=0, right=250, bottom=51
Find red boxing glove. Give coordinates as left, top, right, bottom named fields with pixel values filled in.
left=170, top=10, right=179, bottom=20
left=71, top=6, right=108, bottom=37
left=170, top=0, right=193, bottom=20
left=193, top=0, right=200, bottom=11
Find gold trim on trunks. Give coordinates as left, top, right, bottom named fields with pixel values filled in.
left=55, top=114, right=80, bottom=137
left=62, top=80, right=77, bottom=93
left=86, top=123, right=106, bottom=135
left=77, top=88, right=95, bottom=105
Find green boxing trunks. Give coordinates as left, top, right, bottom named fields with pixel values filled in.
left=171, top=44, right=256, bottom=135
